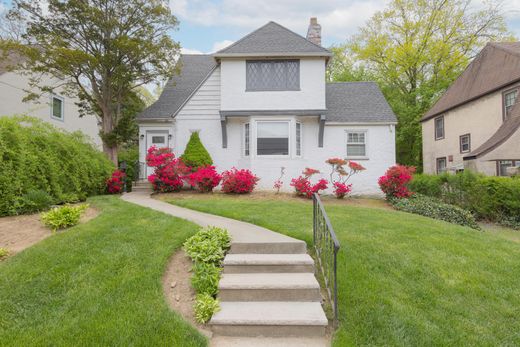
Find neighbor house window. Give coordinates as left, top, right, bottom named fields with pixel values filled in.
left=504, top=89, right=518, bottom=117
left=346, top=131, right=366, bottom=157
left=246, top=60, right=300, bottom=91
left=459, top=134, right=471, bottom=153
left=434, top=116, right=444, bottom=140
left=498, top=160, right=519, bottom=176
left=244, top=123, right=250, bottom=156
left=51, top=95, right=64, bottom=120
left=296, top=122, right=302, bottom=156
left=256, top=121, right=289, bottom=156
left=436, top=157, right=447, bottom=174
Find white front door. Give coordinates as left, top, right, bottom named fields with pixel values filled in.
left=146, top=131, right=169, bottom=178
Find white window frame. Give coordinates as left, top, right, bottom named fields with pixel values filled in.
left=295, top=121, right=302, bottom=157
left=50, top=95, right=64, bottom=121
left=345, top=130, right=368, bottom=159
left=243, top=122, right=250, bottom=157
left=253, top=119, right=292, bottom=158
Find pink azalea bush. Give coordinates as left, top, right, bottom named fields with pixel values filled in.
left=146, top=146, right=190, bottom=192
left=333, top=182, right=352, bottom=199
left=188, top=166, right=222, bottom=193
left=221, top=168, right=259, bottom=194
left=106, top=170, right=126, bottom=194
left=290, top=168, right=328, bottom=198
left=325, top=158, right=366, bottom=198
left=378, top=165, right=416, bottom=199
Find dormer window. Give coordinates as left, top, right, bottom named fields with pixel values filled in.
left=246, top=60, right=300, bottom=91
left=504, top=89, right=518, bottom=117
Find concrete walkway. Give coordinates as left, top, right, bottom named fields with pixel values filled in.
left=121, top=191, right=330, bottom=347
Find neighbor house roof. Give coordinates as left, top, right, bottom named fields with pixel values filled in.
left=464, top=102, right=520, bottom=160
left=422, top=42, right=520, bottom=122
left=137, top=54, right=217, bottom=120
left=325, top=82, right=397, bottom=123
left=213, top=21, right=332, bottom=58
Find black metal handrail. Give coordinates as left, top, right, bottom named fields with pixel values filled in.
left=312, top=193, right=340, bottom=325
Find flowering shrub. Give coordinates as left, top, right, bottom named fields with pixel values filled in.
left=333, top=182, right=352, bottom=199
left=106, top=170, right=126, bottom=194
left=146, top=146, right=191, bottom=192
left=378, top=165, right=416, bottom=199
left=188, top=166, right=222, bottom=193
left=273, top=167, right=285, bottom=194
left=221, top=168, right=259, bottom=194
left=325, top=158, right=366, bottom=198
left=290, top=168, right=328, bottom=198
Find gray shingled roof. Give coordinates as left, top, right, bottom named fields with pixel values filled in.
left=213, top=21, right=332, bottom=58
left=326, top=82, right=397, bottom=123
left=137, top=54, right=217, bottom=120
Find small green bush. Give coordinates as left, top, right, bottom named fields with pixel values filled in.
left=191, top=262, right=221, bottom=296
left=0, top=116, right=114, bottom=216
left=41, top=204, right=89, bottom=232
left=118, top=146, right=139, bottom=191
left=20, top=190, right=54, bottom=214
left=194, top=293, right=220, bottom=324
left=392, top=195, right=480, bottom=230
left=183, top=226, right=231, bottom=264
left=180, top=132, right=212, bottom=168
left=0, top=247, right=9, bottom=260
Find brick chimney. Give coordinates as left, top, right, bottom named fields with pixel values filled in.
left=306, top=17, right=322, bottom=46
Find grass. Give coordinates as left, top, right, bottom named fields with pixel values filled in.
left=0, top=196, right=207, bottom=346
left=168, top=194, right=520, bottom=346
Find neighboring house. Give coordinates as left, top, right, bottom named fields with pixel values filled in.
left=0, top=52, right=102, bottom=147
left=138, top=18, right=397, bottom=194
left=421, top=42, right=520, bottom=176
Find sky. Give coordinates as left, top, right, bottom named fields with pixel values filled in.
left=171, top=0, right=520, bottom=54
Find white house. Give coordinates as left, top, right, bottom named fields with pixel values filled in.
left=0, top=52, right=102, bottom=147
left=138, top=19, right=397, bottom=194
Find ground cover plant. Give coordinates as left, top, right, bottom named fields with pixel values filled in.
left=40, top=204, right=89, bottom=232
left=0, top=116, right=113, bottom=216
left=170, top=195, right=520, bottom=346
left=0, top=196, right=206, bottom=346
left=183, top=226, right=230, bottom=323
left=0, top=247, right=9, bottom=260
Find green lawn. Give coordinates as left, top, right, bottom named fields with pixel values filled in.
left=169, top=194, right=520, bottom=346
left=0, top=196, right=207, bottom=346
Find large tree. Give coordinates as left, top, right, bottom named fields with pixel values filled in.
left=3, top=0, right=179, bottom=164
left=331, top=0, right=514, bottom=169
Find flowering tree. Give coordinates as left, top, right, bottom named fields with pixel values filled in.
left=378, top=165, right=416, bottom=199
left=325, top=158, right=366, bottom=198
left=290, top=168, right=328, bottom=198
left=146, top=146, right=190, bottom=192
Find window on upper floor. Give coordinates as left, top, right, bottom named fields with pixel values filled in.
left=246, top=60, right=300, bottom=91
left=434, top=116, right=444, bottom=140
left=346, top=131, right=367, bottom=158
left=256, top=121, right=289, bottom=156
left=459, top=134, right=471, bottom=153
left=504, top=89, right=518, bottom=117
left=51, top=95, right=64, bottom=120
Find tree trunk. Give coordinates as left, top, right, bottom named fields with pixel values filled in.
left=101, top=110, right=118, bottom=166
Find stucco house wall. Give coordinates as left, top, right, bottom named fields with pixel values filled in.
left=0, top=71, right=102, bottom=147
left=422, top=90, right=503, bottom=175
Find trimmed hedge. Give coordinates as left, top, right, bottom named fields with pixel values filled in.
left=180, top=131, right=212, bottom=168
left=391, top=194, right=480, bottom=230
left=409, top=171, right=520, bottom=228
left=0, top=115, right=114, bottom=216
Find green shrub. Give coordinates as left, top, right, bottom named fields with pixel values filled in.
left=392, top=195, right=480, bottom=230
left=0, top=116, right=114, bottom=216
left=20, top=190, right=54, bottom=214
left=118, top=146, right=139, bottom=191
left=409, top=172, right=520, bottom=224
left=41, top=204, right=89, bottom=232
left=180, top=132, right=212, bottom=168
left=0, top=247, right=9, bottom=260
left=183, top=226, right=231, bottom=264
left=194, top=293, right=220, bottom=324
left=191, top=262, right=221, bottom=296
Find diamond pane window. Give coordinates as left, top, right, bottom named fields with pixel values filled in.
left=246, top=60, right=300, bottom=91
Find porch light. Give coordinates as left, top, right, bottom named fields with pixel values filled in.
left=168, top=134, right=172, bottom=140
left=139, top=134, right=144, bottom=140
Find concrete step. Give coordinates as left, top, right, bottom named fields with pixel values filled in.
left=223, top=253, right=314, bottom=273
left=210, top=301, right=328, bottom=337
left=219, top=273, right=321, bottom=302
left=230, top=241, right=306, bottom=254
